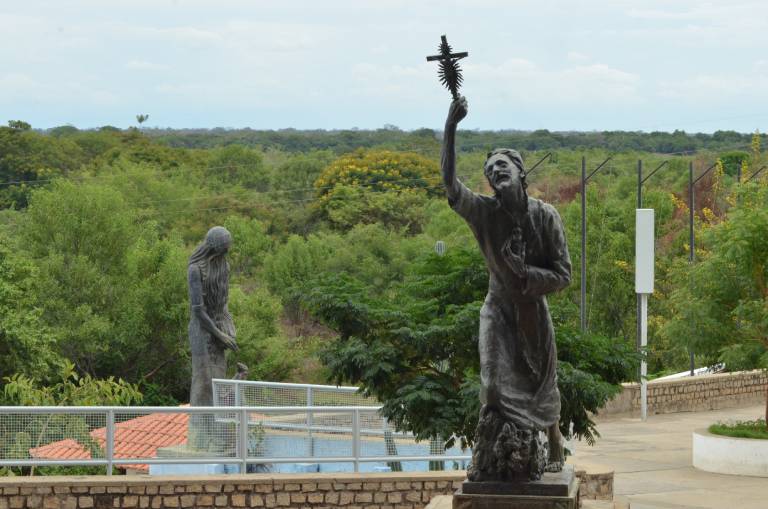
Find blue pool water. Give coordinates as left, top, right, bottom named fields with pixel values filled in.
left=149, top=432, right=470, bottom=475
left=259, top=434, right=469, bottom=473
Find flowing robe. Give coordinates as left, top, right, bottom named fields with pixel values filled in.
left=449, top=181, right=571, bottom=430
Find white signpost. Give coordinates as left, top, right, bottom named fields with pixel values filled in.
left=635, top=209, right=655, bottom=421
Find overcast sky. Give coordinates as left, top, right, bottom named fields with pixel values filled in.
left=2, top=0, right=767, bottom=132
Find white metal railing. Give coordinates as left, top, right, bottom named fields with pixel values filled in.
left=0, top=406, right=470, bottom=475
left=212, top=379, right=376, bottom=408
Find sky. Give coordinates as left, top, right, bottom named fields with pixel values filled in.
left=2, top=0, right=767, bottom=132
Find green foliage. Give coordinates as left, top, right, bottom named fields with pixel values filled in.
left=146, top=126, right=763, bottom=156
left=315, top=149, right=440, bottom=231
left=718, top=151, right=749, bottom=177
left=553, top=324, right=639, bottom=443
left=0, top=125, right=85, bottom=208
left=303, top=241, right=636, bottom=448
left=1, top=121, right=763, bottom=449
left=228, top=286, right=298, bottom=381
left=2, top=361, right=141, bottom=406
left=0, top=235, right=62, bottom=382
left=223, top=215, right=272, bottom=276
left=662, top=183, right=768, bottom=368
left=262, top=233, right=336, bottom=301
left=206, top=145, right=269, bottom=190
left=556, top=362, right=619, bottom=445
left=21, top=180, right=191, bottom=400
left=709, top=420, right=768, bottom=440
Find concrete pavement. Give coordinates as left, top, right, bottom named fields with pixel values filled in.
left=570, top=404, right=767, bottom=509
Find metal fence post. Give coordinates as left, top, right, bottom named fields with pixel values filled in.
left=106, top=409, right=114, bottom=475
left=689, top=161, right=696, bottom=376
left=239, top=408, right=248, bottom=474
left=307, top=387, right=314, bottom=457
left=352, top=409, right=360, bottom=473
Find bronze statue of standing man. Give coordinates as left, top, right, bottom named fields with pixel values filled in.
left=441, top=96, right=572, bottom=481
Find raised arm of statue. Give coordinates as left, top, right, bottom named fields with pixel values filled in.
left=441, top=96, right=468, bottom=200
left=188, top=264, right=238, bottom=351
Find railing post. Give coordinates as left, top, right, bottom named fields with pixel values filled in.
left=106, top=409, right=115, bottom=475
left=235, top=381, right=242, bottom=407
left=307, top=387, right=314, bottom=457
left=239, top=408, right=248, bottom=474
left=352, top=409, right=360, bottom=473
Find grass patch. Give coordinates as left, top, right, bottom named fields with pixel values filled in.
left=709, top=419, right=768, bottom=440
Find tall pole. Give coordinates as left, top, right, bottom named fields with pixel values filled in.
left=640, top=293, right=648, bottom=421
left=637, top=160, right=643, bottom=380
left=637, top=161, right=643, bottom=336
left=689, top=162, right=695, bottom=264
left=580, top=156, right=587, bottom=333
left=688, top=161, right=695, bottom=376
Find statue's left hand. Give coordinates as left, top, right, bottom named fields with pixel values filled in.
left=502, top=239, right=527, bottom=279
left=218, top=333, right=239, bottom=352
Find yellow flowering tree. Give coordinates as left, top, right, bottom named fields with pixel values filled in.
left=314, top=149, right=441, bottom=231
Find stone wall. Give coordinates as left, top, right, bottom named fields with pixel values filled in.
left=0, top=472, right=463, bottom=509
left=0, top=469, right=614, bottom=509
left=600, top=370, right=767, bottom=417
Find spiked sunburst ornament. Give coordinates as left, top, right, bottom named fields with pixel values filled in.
left=426, top=35, right=468, bottom=100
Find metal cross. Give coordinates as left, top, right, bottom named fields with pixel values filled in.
left=426, top=35, right=468, bottom=99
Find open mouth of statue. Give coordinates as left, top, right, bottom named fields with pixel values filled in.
left=494, top=173, right=511, bottom=185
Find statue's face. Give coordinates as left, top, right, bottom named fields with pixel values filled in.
left=484, top=154, right=522, bottom=194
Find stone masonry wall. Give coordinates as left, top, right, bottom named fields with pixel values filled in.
left=600, top=369, right=767, bottom=417
left=0, top=472, right=464, bottom=509
left=0, top=469, right=614, bottom=508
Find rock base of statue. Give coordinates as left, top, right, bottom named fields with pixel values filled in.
left=467, top=406, right=549, bottom=482
left=454, top=466, right=579, bottom=509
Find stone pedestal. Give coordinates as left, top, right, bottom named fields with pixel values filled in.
left=453, top=466, right=579, bottom=509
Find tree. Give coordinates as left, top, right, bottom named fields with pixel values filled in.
left=0, top=234, right=62, bottom=383
left=223, top=215, right=272, bottom=277
left=301, top=245, right=637, bottom=449
left=662, top=182, right=768, bottom=420
left=206, top=145, right=269, bottom=190
left=0, top=124, right=85, bottom=208
left=21, top=180, right=192, bottom=400
left=314, top=149, right=441, bottom=231
left=135, top=114, right=149, bottom=126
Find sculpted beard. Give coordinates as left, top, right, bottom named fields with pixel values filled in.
left=497, top=175, right=528, bottom=217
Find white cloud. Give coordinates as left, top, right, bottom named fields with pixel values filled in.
left=2, top=0, right=767, bottom=130
left=658, top=71, right=768, bottom=101
left=567, top=51, right=589, bottom=63
left=465, top=59, right=640, bottom=105
left=125, top=60, right=168, bottom=71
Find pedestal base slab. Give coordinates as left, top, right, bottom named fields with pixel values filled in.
left=453, top=467, right=579, bottom=509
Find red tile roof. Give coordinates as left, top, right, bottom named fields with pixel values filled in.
left=29, top=412, right=189, bottom=473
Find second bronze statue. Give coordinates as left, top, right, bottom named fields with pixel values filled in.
left=441, top=96, right=572, bottom=481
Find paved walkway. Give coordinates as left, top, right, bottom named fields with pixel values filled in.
left=570, top=404, right=767, bottom=509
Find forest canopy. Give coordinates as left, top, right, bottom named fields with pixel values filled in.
left=1, top=120, right=765, bottom=443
